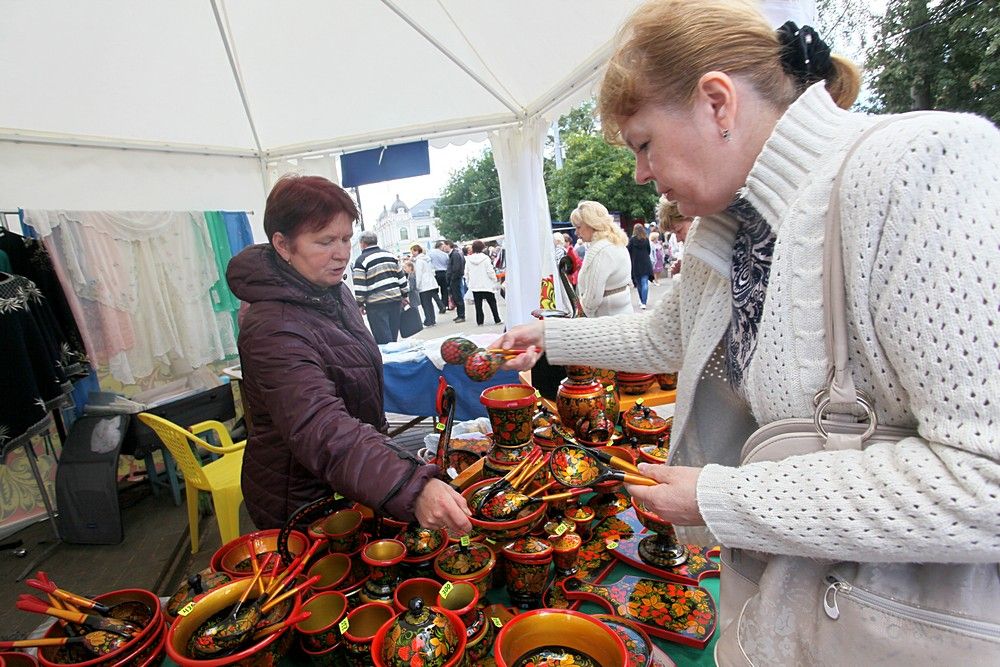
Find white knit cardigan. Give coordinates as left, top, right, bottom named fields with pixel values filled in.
left=545, top=83, right=1000, bottom=564
left=576, top=239, right=632, bottom=317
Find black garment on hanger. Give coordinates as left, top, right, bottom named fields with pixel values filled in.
left=0, top=230, right=87, bottom=374
left=0, top=272, right=71, bottom=451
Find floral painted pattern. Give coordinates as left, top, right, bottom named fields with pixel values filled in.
left=563, top=575, right=716, bottom=648
left=551, top=447, right=601, bottom=486
left=512, top=647, right=601, bottom=667
left=610, top=507, right=721, bottom=585
left=384, top=607, right=460, bottom=667
left=436, top=543, right=493, bottom=577
left=594, top=615, right=653, bottom=667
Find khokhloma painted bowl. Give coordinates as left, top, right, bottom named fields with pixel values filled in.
left=493, top=608, right=626, bottom=667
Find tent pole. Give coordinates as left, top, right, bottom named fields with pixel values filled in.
left=210, top=0, right=265, bottom=159
left=379, top=0, right=525, bottom=119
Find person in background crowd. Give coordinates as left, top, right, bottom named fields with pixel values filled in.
left=563, top=232, right=582, bottom=285
left=657, top=197, right=693, bottom=276
left=429, top=240, right=450, bottom=312
left=570, top=200, right=632, bottom=317
left=493, top=1, right=1000, bottom=663
left=574, top=236, right=588, bottom=261
left=626, top=222, right=653, bottom=309
left=226, top=174, right=471, bottom=533
left=443, top=240, right=466, bottom=323
left=410, top=244, right=440, bottom=327
left=649, top=230, right=665, bottom=284
left=353, top=230, right=407, bottom=344
left=464, top=240, right=502, bottom=326
left=552, top=232, right=567, bottom=265
left=401, top=259, right=419, bottom=308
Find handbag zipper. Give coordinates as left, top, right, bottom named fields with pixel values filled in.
left=823, top=574, right=1000, bottom=640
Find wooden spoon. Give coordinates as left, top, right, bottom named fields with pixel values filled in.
left=549, top=444, right=658, bottom=488
left=16, top=596, right=141, bottom=638
left=26, top=576, right=153, bottom=626
left=0, top=630, right=127, bottom=655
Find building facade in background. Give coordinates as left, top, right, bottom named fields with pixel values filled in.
left=371, top=195, right=441, bottom=255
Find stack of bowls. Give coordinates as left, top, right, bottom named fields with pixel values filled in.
left=211, top=529, right=308, bottom=578
left=165, top=577, right=302, bottom=667
left=37, top=588, right=165, bottom=667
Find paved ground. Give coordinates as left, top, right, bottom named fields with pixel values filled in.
left=0, top=279, right=674, bottom=640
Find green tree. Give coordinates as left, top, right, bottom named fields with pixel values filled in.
left=435, top=149, right=503, bottom=240
left=865, top=0, right=999, bottom=124
left=546, top=131, right=659, bottom=222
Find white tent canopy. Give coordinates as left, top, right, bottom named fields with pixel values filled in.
left=0, top=0, right=815, bottom=325
left=1, top=1, right=640, bottom=161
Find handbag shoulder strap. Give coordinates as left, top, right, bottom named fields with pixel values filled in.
left=819, top=112, right=938, bottom=432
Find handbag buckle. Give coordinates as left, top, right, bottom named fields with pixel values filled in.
left=813, top=391, right=877, bottom=441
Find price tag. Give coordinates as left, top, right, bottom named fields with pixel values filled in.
left=535, top=390, right=542, bottom=398
left=635, top=397, right=645, bottom=406
left=460, top=535, right=471, bottom=547
left=554, top=522, right=570, bottom=536
left=177, top=601, right=196, bottom=617
left=605, top=539, right=619, bottom=550
left=439, top=582, right=454, bottom=599
left=605, top=385, right=614, bottom=393
left=333, top=493, right=344, bottom=500
left=338, top=618, right=350, bottom=634
left=491, top=617, right=504, bottom=628
left=435, top=422, right=446, bottom=431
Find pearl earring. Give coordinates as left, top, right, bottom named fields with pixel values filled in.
left=721, top=128, right=732, bottom=142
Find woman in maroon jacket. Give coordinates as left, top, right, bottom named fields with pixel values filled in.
left=227, top=175, right=471, bottom=533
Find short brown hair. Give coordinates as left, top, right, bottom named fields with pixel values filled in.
left=263, top=175, right=359, bottom=242
left=472, top=240, right=486, bottom=253
left=598, top=0, right=860, bottom=143
left=410, top=244, right=424, bottom=255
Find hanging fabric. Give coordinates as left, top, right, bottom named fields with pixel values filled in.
left=203, top=211, right=241, bottom=315
left=0, top=272, right=71, bottom=449
left=2, top=223, right=87, bottom=375
left=220, top=211, right=254, bottom=256
left=21, top=210, right=238, bottom=385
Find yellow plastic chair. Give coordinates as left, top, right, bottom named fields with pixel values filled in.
left=137, top=413, right=246, bottom=553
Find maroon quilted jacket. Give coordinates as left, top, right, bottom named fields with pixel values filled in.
left=227, top=245, right=438, bottom=529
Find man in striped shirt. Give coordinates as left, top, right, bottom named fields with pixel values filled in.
left=352, top=230, right=407, bottom=345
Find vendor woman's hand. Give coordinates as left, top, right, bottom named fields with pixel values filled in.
left=414, top=478, right=473, bottom=534
left=626, top=463, right=705, bottom=526
left=491, top=321, right=545, bottom=371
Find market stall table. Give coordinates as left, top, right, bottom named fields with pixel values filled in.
left=381, top=351, right=520, bottom=424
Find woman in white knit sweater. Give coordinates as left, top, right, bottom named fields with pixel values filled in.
left=570, top=200, right=632, bottom=317
left=496, top=1, right=1000, bottom=663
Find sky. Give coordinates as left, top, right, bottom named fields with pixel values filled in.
left=355, top=139, right=488, bottom=226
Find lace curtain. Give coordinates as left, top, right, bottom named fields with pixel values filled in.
left=22, top=210, right=238, bottom=385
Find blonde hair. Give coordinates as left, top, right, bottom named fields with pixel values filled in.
left=552, top=232, right=566, bottom=247
left=656, top=195, right=692, bottom=233
left=570, top=200, right=629, bottom=246
left=598, top=0, right=861, bottom=143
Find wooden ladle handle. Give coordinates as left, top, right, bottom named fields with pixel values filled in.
left=621, top=472, right=659, bottom=486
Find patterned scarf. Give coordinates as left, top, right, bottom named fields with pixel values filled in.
left=724, top=195, right=776, bottom=391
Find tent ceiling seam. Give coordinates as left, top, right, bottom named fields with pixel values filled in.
left=210, top=0, right=264, bottom=160
left=0, top=130, right=259, bottom=158
left=434, top=0, right=519, bottom=107
left=264, top=116, right=518, bottom=161
left=523, top=40, right=614, bottom=119
left=379, top=0, right=525, bottom=120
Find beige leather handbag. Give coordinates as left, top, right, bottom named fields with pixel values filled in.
left=715, top=115, right=1000, bottom=665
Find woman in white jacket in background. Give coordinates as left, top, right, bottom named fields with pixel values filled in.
left=410, top=244, right=441, bottom=327
left=464, top=240, right=502, bottom=326
left=571, top=200, right=632, bottom=317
